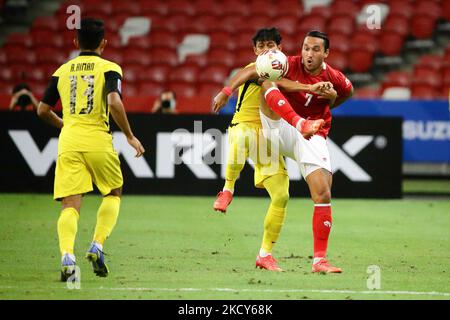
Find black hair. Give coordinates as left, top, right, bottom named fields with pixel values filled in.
left=306, top=30, right=329, bottom=51
left=77, top=17, right=105, bottom=50
left=12, top=83, right=31, bottom=109
left=252, top=27, right=282, bottom=46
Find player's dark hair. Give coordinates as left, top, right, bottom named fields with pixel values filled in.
left=77, top=17, right=105, bottom=50
left=252, top=27, right=282, bottom=46
left=306, top=30, right=329, bottom=51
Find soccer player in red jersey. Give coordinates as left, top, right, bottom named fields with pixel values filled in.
left=214, top=31, right=353, bottom=273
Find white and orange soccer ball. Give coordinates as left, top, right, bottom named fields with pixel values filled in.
left=255, top=49, right=288, bottom=81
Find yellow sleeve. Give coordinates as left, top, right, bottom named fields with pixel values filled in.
left=105, top=61, right=123, bottom=77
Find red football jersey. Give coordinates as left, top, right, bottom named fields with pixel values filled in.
left=283, top=56, right=353, bottom=137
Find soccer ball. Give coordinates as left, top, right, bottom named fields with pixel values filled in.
left=255, top=49, right=288, bottom=81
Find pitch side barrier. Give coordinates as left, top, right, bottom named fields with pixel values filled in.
left=332, top=99, right=450, bottom=163
left=0, top=112, right=402, bottom=198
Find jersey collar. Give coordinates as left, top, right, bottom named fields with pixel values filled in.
left=78, top=51, right=100, bottom=57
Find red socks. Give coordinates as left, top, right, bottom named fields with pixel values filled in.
left=264, top=87, right=303, bottom=128
left=312, top=204, right=332, bottom=259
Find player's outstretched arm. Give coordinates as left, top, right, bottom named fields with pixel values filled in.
left=212, top=65, right=259, bottom=113
left=107, top=92, right=145, bottom=157
left=37, top=102, right=63, bottom=129
left=275, top=79, right=333, bottom=94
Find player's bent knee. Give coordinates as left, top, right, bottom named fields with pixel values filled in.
left=108, top=187, right=122, bottom=198
left=312, top=189, right=331, bottom=204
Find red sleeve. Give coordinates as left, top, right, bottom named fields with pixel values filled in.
left=285, top=55, right=300, bottom=79
left=329, top=67, right=353, bottom=98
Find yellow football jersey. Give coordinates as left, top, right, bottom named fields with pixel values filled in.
left=42, top=52, right=122, bottom=154
left=231, top=62, right=262, bottom=125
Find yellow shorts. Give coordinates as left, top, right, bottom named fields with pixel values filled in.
left=227, top=122, right=287, bottom=188
left=54, top=151, right=123, bottom=200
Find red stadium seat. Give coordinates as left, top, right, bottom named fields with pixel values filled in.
left=151, top=48, right=179, bottom=67
left=348, top=48, right=374, bottom=73
left=327, top=15, right=355, bottom=36
left=156, top=13, right=191, bottom=32
left=83, top=3, right=113, bottom=16
left=127, top=36, right=152, bottom=50
left=328, top=32, right=351, bottom=53
left=139, top=65, right=171, bottom=83
left=32, top=34, right=64, bottom=48
left=6, top=33, right=33, bottom=48
left=168, top=82, right=197, bottom=98
left=111, top=2, right=140, bottom=15
left=309, top=5, right=332, bottom=20
left=188, top=15, right=218, bottom=34
left=32, top=17, right=59, bottom=31
left=351, top=31, right=378, bottom=53
left=209, top=31, right=235, bottom=50
left=331, top=0, right=359, bottom=17
left=197, top=83, right=222, bottom=99
left=388, top=0, right=414, bottom=19
left=198, top=65, right=230, bottom=85
left=235, top=31, right=257, bottom=49
left=417, top=55, right=443, bottom=71
left=169, top=64, right=200, bottom=83
left=184, top=53, right=209, bottom=67
left=102, top=49, right=123, bottom=65
left=273, top=14, right=301, bottom=36
left=149, top=30, right=179, bottom=49
left=122, top=65, right=141, bottom=84
left=298, top=15, right=327, bottom=36
left=411, top=83, right=440, bottom=100
left=275, top=0, right=303, bottom=16
left=383, top=71, right=412, bottom=89
left=194, top=0, right=223, bottom=17
left=125, top=48, right=152, bottom=66
left=139, top=0, right=168, bottom=15
left=414, top=0, right=441, bottom=19
left=121, top=83, right=138, bottom=98
left=220, top=15, right=247, bottom=34
left=5, top=47, right=36, bottom=64
left=411, top=15, right=437, bottom=39
left=378, top=31, right=404, bottom=56
left=383, top=14, right=410, bottom=37
left=138, top=81, right=165, bottom=97
left=167, top=0, right=196, bottom=16
left=239, top=16, right=272, bottom=34
left=413, top=67, right=442, bottom=88
left=250, top=2, right=278, bottom=18
left=235, top=48, right=257, bottom=69
left=220, top=1, right=250, bottom=17
left=353, top=87, right=381, bottom=99
left=443, top=0, right=450, bottom=22
left=326, top=50, right=348, bottom=71
left=208, top=49, right=236, bottom=68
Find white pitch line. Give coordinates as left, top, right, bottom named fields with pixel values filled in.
left=99, top=287, right=450, bottom=297
left=1, top=286, right=449, bottom=297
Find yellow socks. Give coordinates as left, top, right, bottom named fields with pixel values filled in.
left=261, top=204, right=286, bottom=253
left=260, top=174, right=289, bottom=254
left=93, top=195, right=121, bottom=245
left=57, top=207, right=79, bottom=255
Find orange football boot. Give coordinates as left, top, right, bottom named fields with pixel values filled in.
left=213, top=190, right=233, bottom=213
left=312, top=259, right=342, bottom=273
left=255, top=254, right=283, bottom=272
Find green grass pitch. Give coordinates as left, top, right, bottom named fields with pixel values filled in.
left=0, top=194, right=449, bottom=300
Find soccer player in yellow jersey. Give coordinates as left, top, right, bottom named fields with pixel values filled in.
left=212, top=28, right=290, bottom=271
left=37, top=18, right=145, bottom=281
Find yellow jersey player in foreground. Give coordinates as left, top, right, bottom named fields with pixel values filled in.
left=212, top=28, right=290, bottom=271
left=37, top=18, right=145, bottom=281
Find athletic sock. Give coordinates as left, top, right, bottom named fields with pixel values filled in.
left=261, top=204, right=286, bottom=254
left=93, top=195, right=121, bottom=246
left=312, top=204, right=332, bottom=260
left=57, top=207, right=79, bottom=256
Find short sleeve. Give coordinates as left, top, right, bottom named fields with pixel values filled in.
left=41, top=76, right=60, bottom=107
left=331, top=69, right=353, bottom=98
left=284, top=55, right=300, bottom=79
left=105, top=71, right=122, bottom=97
